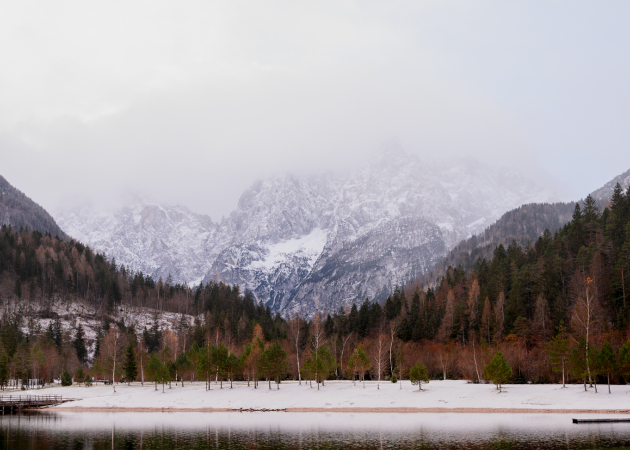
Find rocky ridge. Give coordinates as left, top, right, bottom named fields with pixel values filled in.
left=56, top=145, right=558, bottom=316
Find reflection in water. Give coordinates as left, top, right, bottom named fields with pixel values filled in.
left=2, top=411, right=630, bottom=449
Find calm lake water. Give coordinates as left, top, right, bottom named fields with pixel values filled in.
left=2, top=411, right=630, bottom=450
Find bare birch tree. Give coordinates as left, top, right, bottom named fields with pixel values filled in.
left=571, top=276, right=599, bottom=385
left=372, top=323, right=387, bottom=389
left=309, top=315, right=325, bottom=390
left=288, top=314, right=303, bottom=385
left=101, top=327, right=125, bottom=393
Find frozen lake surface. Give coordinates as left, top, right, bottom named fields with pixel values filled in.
left=3, top=411, right=630, bottom=449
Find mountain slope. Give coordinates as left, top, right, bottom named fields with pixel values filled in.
left=414, top=168, right=630, bottom=289
left=56, top=145, right=558, bottom=316
left=591, top=168, right=630, bottom=206
left=57, top=200, right=229, bottom=284
left=0, top=175, right=66, bottom=238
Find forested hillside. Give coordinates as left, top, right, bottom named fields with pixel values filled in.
left=417, top=202, right=576, bottom=285
left=0, top=175, right=66, bottom=238
left=1, top=184, right=630, bottom=390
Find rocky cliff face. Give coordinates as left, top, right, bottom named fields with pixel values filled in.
left=56, top=201, right=230, bottom=284
left=56, top=144, right=558, bottom=316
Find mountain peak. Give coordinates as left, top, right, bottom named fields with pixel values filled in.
left=55, top=148, right=559, bottom=317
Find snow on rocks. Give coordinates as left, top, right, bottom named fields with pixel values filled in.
left=56, top=144, right=558, bottom=317
left=13, top=299, right=194, bottom=362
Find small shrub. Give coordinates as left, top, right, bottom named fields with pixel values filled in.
left=391, top=375, right=398, bottom=383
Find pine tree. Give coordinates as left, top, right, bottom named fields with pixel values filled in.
left=61, top=369, right=73, bottom=386
left=348, top=345, right=371, bottom=388
left=48, top=316, right=62, bottom=349
left=176, top=352, right=193, bottom=387
left=318, top=345, right=336, bottom=386
left=569, top=203, right=585, bottom=254
left=122, top=343, right=138, bottom=385
left=409, top=362, right=429, bottom=391
left=484, top=351, right=512, bottom=392
left=147, top=353, right=163, bottom=392
left=73, top=323, right=88, bottom=365
left=618, top=339, right=630, bottom=383
left=545, top=323, right=570, bottom=388
left=570, top=337, right=589, bottom=391
left=74, top=367, right=85, bottom=386
left=14, top=279, right=22, bottom=299
left=224, top=353, right=241, bottom=389
left=261, top=341, right=288, bottom=390
left=211, top=344, right=229, bottom=389
left=0, top=350, right=8, bottom=390
left=582, top=194, right=600, bottom=244
left=597, top=341, right=616, bottom=394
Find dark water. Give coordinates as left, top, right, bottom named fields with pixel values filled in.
left=2, top=411, right=630, bottom=450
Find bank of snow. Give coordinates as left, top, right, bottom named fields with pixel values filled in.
left=20, top=380, right=630, bottom=412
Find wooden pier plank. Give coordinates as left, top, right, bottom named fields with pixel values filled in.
left=573, top=418, right=630, bottom=423
left=0, top=394, right=72, bottom=412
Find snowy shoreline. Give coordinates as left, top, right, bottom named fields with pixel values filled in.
left=16, top=380, right=630, bottom=413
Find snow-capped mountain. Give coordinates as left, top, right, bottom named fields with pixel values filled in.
left=56, top=143, right=558, bottom=316
left=56, top=200, right=230, bottom=285
left=591, top=168, right=630, bottom=203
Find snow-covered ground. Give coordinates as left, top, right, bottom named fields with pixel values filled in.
left=18, top=380, right=630, bottom=412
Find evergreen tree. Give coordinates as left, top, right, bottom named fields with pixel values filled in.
left=597, top=341, right=616, bottom=394
left=160, top=346, right=173, bottom=392
left=74, top=367, right=85, bottom=386
left=211, top=344, right=229, bottom=389
left=348, top=345, right=371, bottom=388
left=483, top=351, right=512, bottom=392
left=224, top=353, right=241, bottom=389
left=569, top=203, right=584, bottom=253
left=409, top=362, right=429, bottom=391
left=570, top=337, right=588, bottom=392
left=545, top=323, right=570, bottom=387
left=47, top=316, right=63, bottom=349
left=122, top=342, right=138, bottom=385
left=73, top=323, right=88, bottom=365
left=318, top=345, right=336, bottom=386
left=260, top=341, right=288, bottom=390
left=0, top=350, right=8, bottom=390
left=61, top=369, right=73, bottom=386
left=14, top=279, right=22, bottom=299
left=176, top=352, right=194, bottom=387
left=147, top=353, right=163, bottom=392
left=618, top=339, right=630, bottom=383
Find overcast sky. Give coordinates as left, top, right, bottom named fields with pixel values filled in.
left=1, top=1, right=629, bottom=219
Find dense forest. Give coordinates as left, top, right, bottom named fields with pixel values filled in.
left=417, top=201, right=576, bottom=286
left=1, top=182, right=630, bottom=391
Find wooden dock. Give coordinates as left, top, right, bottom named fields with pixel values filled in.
left=0, top=395, right=74, bottom=413
left=573, top=418, right=630, bottom=424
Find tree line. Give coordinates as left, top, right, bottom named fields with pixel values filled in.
left=1, top=182, right=630, bottom=391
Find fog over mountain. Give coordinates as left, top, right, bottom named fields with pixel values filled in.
left=56, top=144, right=557, bottom=316
left=3, top=2, right=630, bottom=225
